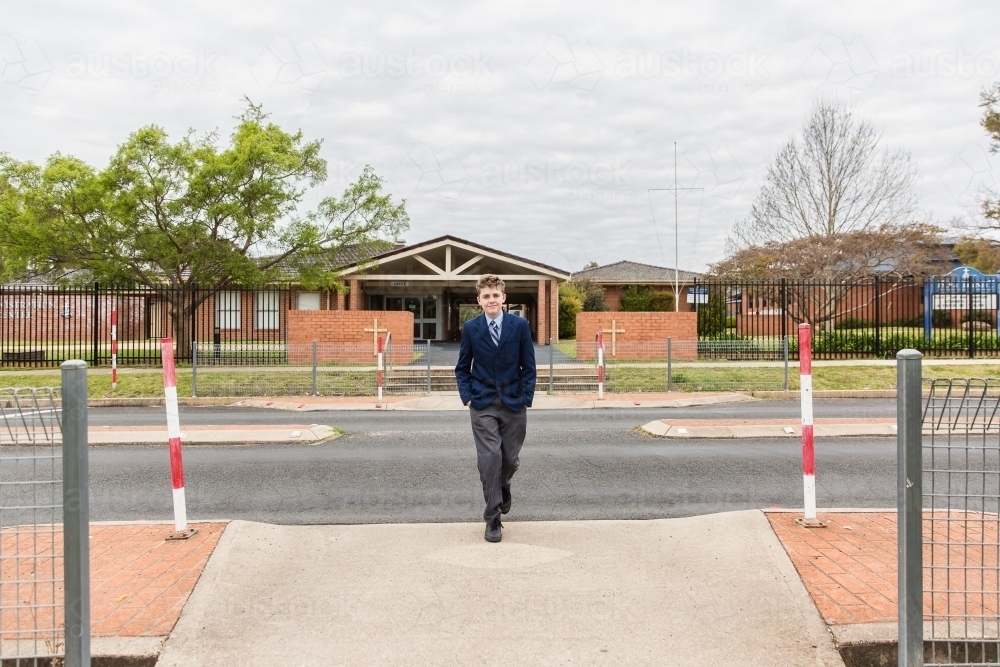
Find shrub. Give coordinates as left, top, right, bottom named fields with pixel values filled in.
left=835, top=317, right=873, bottom=330
left=886, top=315, right=923, bottom=327
left=697, top=289, right=728, bottom=337
left=620, top=285, right=653, bottom=311
left=559, top=291, right=582, bottom=338
left=960, top=310, right=993, bottom=324
left=932, top=310, right=951, bottom=327
left=649, top=291, right=675, bottom=312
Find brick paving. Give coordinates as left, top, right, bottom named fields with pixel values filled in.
left=1, top=522, right=226, bottom=639
left=768, top=511, right=1000, bottom=626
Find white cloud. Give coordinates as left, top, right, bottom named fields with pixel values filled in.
left=2, top=0, right=998, bottom=272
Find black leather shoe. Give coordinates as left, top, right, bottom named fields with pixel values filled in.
left=485, top=517, right=502, bottom=543
left=500, top=487, right=512, bottom=514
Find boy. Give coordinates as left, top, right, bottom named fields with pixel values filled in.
left=455, top=274, right=536, bottom=542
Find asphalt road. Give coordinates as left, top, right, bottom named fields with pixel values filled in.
left=78, top=400, right=896, bottom=525
left=87, top=398, right=897, bottom=429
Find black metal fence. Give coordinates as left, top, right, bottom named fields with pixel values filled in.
left=6, top=277, right=1000, bottom=367
left=694, top=276, right=1000, bottom=359
left=1, top=285, right=294, bottom=368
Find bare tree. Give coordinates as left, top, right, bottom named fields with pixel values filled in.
left=728, top=101, right=919, bottom=252
left=710, top=225, right=946, bottom=329
left=977, top=84, right=1000, bottom=225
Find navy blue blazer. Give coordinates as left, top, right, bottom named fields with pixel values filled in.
left=455, top=313, right=536, bottom=411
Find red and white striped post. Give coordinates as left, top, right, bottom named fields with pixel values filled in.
left=376, top=335, right=384, bottom=401
left=160, top=338, right=196, bottom=540
left=796, top=323, right=825, bottom=528
left=596, top=331, right=605, bottom=400
left=110, top=310, right=118, bottom=391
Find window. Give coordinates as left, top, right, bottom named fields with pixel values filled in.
left=297, top=292, right=320, bottom=310
left=255, top=291, right=280, bottom=330
left=216, top=291, right=242, bottom=330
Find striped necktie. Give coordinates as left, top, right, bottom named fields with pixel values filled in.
left=490, top=320, right=500, bottom=346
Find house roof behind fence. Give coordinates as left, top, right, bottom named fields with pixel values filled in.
left=573, top=260, right=702, bottom=284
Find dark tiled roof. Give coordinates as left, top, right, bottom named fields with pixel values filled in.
left=573, top=260, right=702, bottom=283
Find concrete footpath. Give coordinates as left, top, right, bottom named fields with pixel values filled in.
left=14, top=510, right=949, bottom=665
left=155, top=511, right=844, bottom=667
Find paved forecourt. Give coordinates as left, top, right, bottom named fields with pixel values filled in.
left=156, top=511, right=844, bottom=667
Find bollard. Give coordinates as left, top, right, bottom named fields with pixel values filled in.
left=796, top=324, right=825, bottom=528
left=896, top=349, right=923, bottom=667
left=311, top=340, right=318, bottom=397
left=160, top=338, right=196, bottom=540
left=596, top=331, right=605, bottom=400
left=667, top=337, right=672, bottom=392
left=548, top=338, right=554, bottom=394
left=62, top=360, right=91, bottom=667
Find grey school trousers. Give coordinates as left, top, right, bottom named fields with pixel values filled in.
left=470, top=397, right=527, bottom=522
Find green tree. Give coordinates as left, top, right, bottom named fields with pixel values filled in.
left=0, top=101, right=409, bottom=354
left=954, top=237, right=1000, bottom=274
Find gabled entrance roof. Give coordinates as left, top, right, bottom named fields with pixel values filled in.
left=338, top=235, right=570, bottom=282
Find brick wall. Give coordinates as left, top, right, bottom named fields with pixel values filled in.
left=287, top=310, right=414, bottom=363
left=537, top=280, right=548, bottom=344
left=575, top=312, right=697, bottom=360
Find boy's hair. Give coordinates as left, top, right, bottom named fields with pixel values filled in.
left=476, top=274, right=505, bottom=295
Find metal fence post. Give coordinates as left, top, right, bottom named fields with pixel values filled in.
left=61, top=360, right=91, bottom=667
left=92, top=283, right=99, bottom=366
left=312, top=340, right=318, bottom=397
left=667, top=337, right=672, bottom=392
left=548, top=338, right=554, bottom=394
left=426, top=340, right=432, bottom=394
left=783, top=335, right=789, bottom=392
left=896, top=349, right=923, bottom=667
left=191, top=340, right=198, bottom=398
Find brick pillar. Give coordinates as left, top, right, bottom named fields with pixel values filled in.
left=335, top=289, right=345, bottom=311
left=348, top=280, right=363, bottom=310
left=550, top=280, right=559, bottom=343
left=536, top=280, right=547, bottom=344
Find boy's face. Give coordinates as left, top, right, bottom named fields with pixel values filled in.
left=477, top=286, right=506, bottom=318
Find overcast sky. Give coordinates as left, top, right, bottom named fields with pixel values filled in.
left=2, top=0, right=998, bottom=274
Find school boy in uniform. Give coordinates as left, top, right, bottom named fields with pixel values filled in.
left=455, top=274, right=537, bottom=542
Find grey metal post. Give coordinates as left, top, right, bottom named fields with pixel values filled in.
left=426, top=340, right=432, bottom=394
left=191, top=340, right=198, bottom=398
left=667, top=337, right=672, bottom=392
left=783, top=335, right=789, bottom=392
left=311, top=340, right=318, bottom=397
left=897, top=349, right=923, bottom=667
left=61, top=360, right=91, bottom=667
left=548, top=338, right=554, bottom=394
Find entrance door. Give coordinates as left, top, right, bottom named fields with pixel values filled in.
left=401, top=295, right=438, bottom=340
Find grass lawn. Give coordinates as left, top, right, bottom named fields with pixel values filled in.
left=554, top=339, right=577, bottom=358
left=5, top=361, right=1000, bottom=397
